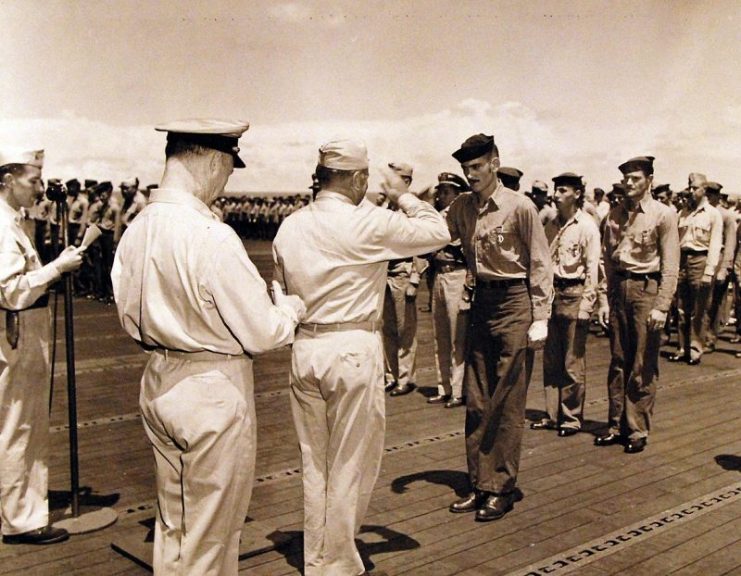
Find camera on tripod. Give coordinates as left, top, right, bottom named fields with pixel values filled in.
left=45, top=178, right=67, bottom=203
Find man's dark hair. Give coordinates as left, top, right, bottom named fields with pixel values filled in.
left=315, top=164, right=359, bottom=190
left=165, top=138, right=211, bottom=161
left=0, top=164, right=27, bottom=184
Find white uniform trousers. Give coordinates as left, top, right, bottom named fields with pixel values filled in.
left=0, top=308, right=51, bottom=535
left=382, top=274, right=418, bottom=387
left=431, top=268, right=467, bottom=398
left=290, top=328, right=385, bottom=576
left=139, top=351, right=256, bottom=576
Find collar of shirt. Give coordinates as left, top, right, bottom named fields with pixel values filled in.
left=0, top=196, right=23, bottom=225
left=475, top=180, right=504, bottom=215
left=691, top=197, right=710, bottom=215
left=627, top=194, right=653, bottom=214
left=559, top=209, right=582, bottom=228
left=149, top=188, right=217, bottom=220
left=315, top=189, right=355, bottom=206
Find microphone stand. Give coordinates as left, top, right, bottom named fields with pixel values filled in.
left=52, top=195, right=118, bottom=534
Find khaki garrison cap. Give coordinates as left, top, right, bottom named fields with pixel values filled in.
left=0, top=148, right=44, bottom=169
left=688, top=172, right=707, bottom=187
left=318, top=140, right=369, bottom=171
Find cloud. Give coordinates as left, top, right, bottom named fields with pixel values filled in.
left=1, top=98, right=738, bottom=194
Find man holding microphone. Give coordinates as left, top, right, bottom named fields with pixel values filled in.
left=0, top=148, right=84, bottom=545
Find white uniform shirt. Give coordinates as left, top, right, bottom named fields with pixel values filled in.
left=112, top=188, right=299, bottom=355
left=0, top=200, right=59, bottom=310
left=272, top=190, right=449, bottom=324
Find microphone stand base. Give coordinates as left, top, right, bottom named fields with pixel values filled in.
left=53, top=506, right=118, bottom=535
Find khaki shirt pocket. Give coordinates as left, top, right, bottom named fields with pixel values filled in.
left=629, top=228, right=658, bottom=261
left=691, top=221, right=711, bottom=246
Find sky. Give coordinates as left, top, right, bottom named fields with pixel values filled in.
left=1, top=0, right=739, bottom=194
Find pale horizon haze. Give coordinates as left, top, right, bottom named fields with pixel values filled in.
left=1, top=0, right=739, bottom=194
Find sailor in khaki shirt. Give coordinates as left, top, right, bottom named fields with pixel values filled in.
left=669, top=173, right=723, bottom=364
left=272, top=140, right=449, bottom=576
left=446, top=133, right=552, bottom=522
left=532, top=173, right=600, bottom=436
left=703, top=182, right=737, bottom=351
left=597, top=156, right=679, bottom=454
left=112, top=119, right=305, bottom=576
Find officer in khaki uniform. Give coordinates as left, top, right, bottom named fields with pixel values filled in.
left=531, top=173, right=600, bottom=436
left=669, top=173, right=723, bottom=364
left=112, top=119, right=305, bottom=576
left=427, top=172, right=469, bottom=408
left=597, top=156, right=679, bottom=453
left=273, top=140, right=449, bottom=576
left=0, top=148, right=84, bottom=545
left=446, top=134, right=552, bottom=522
left=497, top=167, right=523, bottom=191
left=382, top=162, right=426, bottom=396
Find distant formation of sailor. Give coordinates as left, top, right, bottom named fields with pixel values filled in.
left=1, top=124, right=739, bottom=576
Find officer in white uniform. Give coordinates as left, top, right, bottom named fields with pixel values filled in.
left=0, top=148, right=83, bottom=545
left=273, top=140, right=449, bottom=576
left=112, top=119, right=305, bottom=575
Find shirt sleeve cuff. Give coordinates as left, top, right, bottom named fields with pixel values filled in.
left=27, top=263, right=61, bottom=289
left=396, top=193, right=421, bottom=213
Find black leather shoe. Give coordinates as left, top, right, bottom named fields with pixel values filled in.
left=427, top=394, right=451, bottom=404
left=530, top=419, right=556, bottom=431
left=688, top=357, right=701, bottom=365
left=475, top=491, right=522, bottom=522
left=558, top=427, right=579, bottom=437
left=384, top=381, right=397, bottom=392
left=389, top=383, right=414, bottom=396
left=625, top=437, right=647, bottom=454
left=445, top=397, right=464, bottom=408
left=729, top=335, right=741, bottom=344
left=668, top=351, right=686, bottom=362
left=2, top=526, right=69, bottom=545
left=594, top=433, right=622, bottom=446
left=449, top=491, right=485, bottom=513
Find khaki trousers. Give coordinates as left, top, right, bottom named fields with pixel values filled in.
left=606, top=277, right=661, bottom=441
left=139, top=352, right=256, bottom=576
left=431, top=269, right=467, bottom=398
left=0, top=308, right=51, bottom=535
left=465, top=283, right=533, bottom=495
left=704, top=272, right=731, bottom=346
left=382, top=274, right=418, bottom=387
left=676, top=252, right=711, bottom=359
left=291, top=329, right=385, bottom=576
left=542, top=285, right=588, bottom=430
